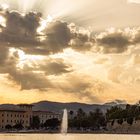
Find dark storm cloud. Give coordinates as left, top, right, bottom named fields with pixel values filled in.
left=0, top=46, right=9, bottom=65
left=22, top=59, right=73, bottom=76
left=40, top=60, right=73, bottom=76
left=70, top=33, right=95, bottom=51
left=1, top=4, right=140, bottom=99
left=44, top=21, right=71, bottom=53
left=0, top=48, right=73, bottom=90
left=1, top=8, right=140, bottom=55
left=97, top=32, right=131, bottom=53
left=2, top=59, right=53, bottom=91
left=8, top=69, right=52, bottom=90
left=0, top=46, right=19, bottom=75
left=0, top=8, right=95, bottom=55
left=22, top=20, right=72, bottom=55
left=20, top=20, right=94, bottom=55
left=7, top=58, right=72, bottom=90
left=0, top=10, right=42, bottom=44
left=0, top=46, right=53, bottom=91
left=0, top=53, right=72, bottom=90
left=0, top=10, right=69, bottom=55
left=68, top=23, right=95, bottom=51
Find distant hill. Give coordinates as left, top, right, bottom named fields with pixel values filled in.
left=0, top=100, right=126, bottom=113
left=32, top=100, right=126, bottom=113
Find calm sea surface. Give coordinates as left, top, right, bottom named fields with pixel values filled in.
left=0, top=134, right=140, bottom=140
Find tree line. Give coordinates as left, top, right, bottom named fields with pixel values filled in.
left=106, top=104, right=140, bottom=126
left=5, top=104, right=140, bottom=131
left=5, top=108, right=107, bottom=131
left=5, top=117, right=61, bottom=130
left=69, top=108, right=106, bottom=131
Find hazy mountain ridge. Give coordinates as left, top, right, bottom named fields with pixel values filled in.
left=0, top=100, right=126, bottom=113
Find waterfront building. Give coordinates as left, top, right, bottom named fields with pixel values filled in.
left=0, top=104, right=60, bottom=129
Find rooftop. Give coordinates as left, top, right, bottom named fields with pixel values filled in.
left=33, top=110, right=60, bottom=115
left=0, top=108, right=26, bottom=112
left=18, top=104, right=34, bottom=107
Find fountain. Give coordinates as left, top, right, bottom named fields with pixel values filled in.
left=61, top=109, right=68, bottom=134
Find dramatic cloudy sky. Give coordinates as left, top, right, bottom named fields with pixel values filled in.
left=0, top=0, right=140, bottom=104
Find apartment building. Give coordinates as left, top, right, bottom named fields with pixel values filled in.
left=33, top=111, right=61, bottom=124
left=0, top=104, right=61, bottom=129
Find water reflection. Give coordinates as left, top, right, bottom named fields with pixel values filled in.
left=0, top=134, right=140, bottom=140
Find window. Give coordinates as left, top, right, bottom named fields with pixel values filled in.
left=11, top=120, right=12, bottom=122
left=7, top=114, right=9, bottom=117
left=2, top=114, right=4, bottom=117
left=2, top=120, right=4, bottom=122
left=11, top=114, right=12, bottom=117
left=7, top=120, right=8, bottom=122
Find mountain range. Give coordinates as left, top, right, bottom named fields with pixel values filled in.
left=0, top=100, right=127, bottom=113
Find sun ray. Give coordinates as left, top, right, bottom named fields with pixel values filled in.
left=17, top=0, right=37, bottom=13
left=37, top=14, right=53, bottom=34
left=0, top=15, right=6, bottom=27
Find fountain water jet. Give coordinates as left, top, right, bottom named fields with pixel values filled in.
left=61, top=109, right=68, bottom=134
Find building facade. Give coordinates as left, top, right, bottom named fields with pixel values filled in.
left=33, top=111, right=61, bottom=124
left=0, top=104, right=61, bottom=129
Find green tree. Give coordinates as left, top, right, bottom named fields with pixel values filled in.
left=69, top=110, right=74, bottom=119
left=117, top=119, right=123, bottom=125
left=76, top=108, right=86, bottom=129
left=69, top=110, right=74, bottom=116
left=106, top=106, right=123, bottom=120
left=44, top=118, right=60, bottom=129
left=77, top=108, right=86, bottom=119
left=111, top=120, right=115, bottom=126
left=31, top=116, right=40, bottom=129
left=89, top=109, right=106, bottom=129
left=5, top=124, right=12, bottom=130
left=13, top=123, right=23, bottom=130
left=127, top=117, right=134, bottom=125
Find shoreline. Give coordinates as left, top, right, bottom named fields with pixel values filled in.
left=1, top=131, right=140, bottom=135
